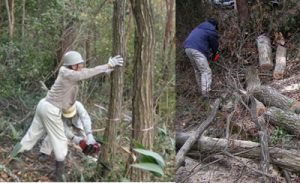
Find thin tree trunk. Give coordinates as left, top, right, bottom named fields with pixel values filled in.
left=129, top=0, right=155, bottom=181
left=22, top=0, right=26, bottom=39
left=162, top=0, right=175, bottom=81
left=176, top=98, right=221, bottom=169
left=97, top=0, right=126, bottom=179
left=5, top=0, right=15, bottom=40
left=249, top=96, right=270, bottom=183
left=236, top=0, right=249, bottom=26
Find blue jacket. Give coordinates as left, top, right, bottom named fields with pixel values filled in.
left=184, top=21, right=219, bottom=59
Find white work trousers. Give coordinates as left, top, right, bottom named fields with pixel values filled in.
left=19, top=98, right=68, bottom=161
left=40, top=122, right=85, bottom=155
left=185, top=48, right=212, bottom=95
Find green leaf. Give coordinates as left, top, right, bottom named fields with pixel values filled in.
left=131, top=163, right=164, bottom=176
left=133, top=148, right=165, bottom=167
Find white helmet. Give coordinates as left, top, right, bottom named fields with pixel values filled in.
left=63, top=51, right=84, bottom=66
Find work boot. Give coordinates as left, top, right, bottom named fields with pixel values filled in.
left=38, top=153, right=49, bottom=162
left=201, top=92, right=210, bottom=100
left=55, top=160, right=66, bottom=182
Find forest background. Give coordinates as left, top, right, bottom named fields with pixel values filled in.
left=0, top=0, right=175, bottom=182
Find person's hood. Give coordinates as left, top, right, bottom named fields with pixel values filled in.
left=197, top=21, right=216, bottom=31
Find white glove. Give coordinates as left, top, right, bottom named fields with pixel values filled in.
left=86, top=133, right=96, bottom=145
left=72, top=136, right=83, bottom=145
left=108, top=55, right=123, bottom=68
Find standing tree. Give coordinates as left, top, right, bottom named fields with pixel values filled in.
left=5, top=0, right=15, bottom=40
left=96, top=0, right=126, bottom=179
left=129, top=0, right=155, bottom=181
left=236, top=0, right=249, bottom=26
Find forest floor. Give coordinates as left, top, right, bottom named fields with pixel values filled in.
left=0, top=139, right=95, bottom=182
left=0, top=103, right=131, bottom=182
left=176, top=5, right=300, bottom=183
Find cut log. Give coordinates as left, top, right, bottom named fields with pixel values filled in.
left=253, top=86, right=295, bottom=110
left=244, top=68, right=266, bottom=116
left=256, top=35, right=273, bottom=70
left=273, top=45, right=287, bottom=80
left=175, top=98, right=221, bottom=169
left=245, top=66, right=261, bottom=92
left=176, top=132, right=300, bottom=172
left=264, top=107, right=300, bottom=137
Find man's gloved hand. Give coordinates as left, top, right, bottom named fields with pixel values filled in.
left=108, top=55, right=123, bottom=68
left=86, top=133, right=96, bottom=145
left=212, top=53, right=220, bottom=62
left=211, top=48, right=221, bottom=62
left=79, top=140, right=100, bottom=155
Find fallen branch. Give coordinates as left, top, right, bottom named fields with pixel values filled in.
left=176, top=133, right=300, bottom=172
left=249, top=96, right=271, bottom=182
left=0, top=163, right=20, bottom=182
left=175, top=98, right=221, bottom=169
left=223, top=151, right=274, bottom=178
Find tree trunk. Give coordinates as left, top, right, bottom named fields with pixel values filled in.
left=22, top=0, right=26, bottom=39
left=5, top=0, right=15, bottom=40
left=236, top=0, right=249, bottom=26
left=273, top=45, right=287, bottom=80
left=256, top=35, right=273, bottom=70
left=176, top=133, right=300, bottom=172
left=176, top=98, right=221, bottom=169
left=264, top=107, right=300, bottom=137
left=129, top=0, right=155, bottom=181
left=253, top=86, right=295, bottom=110
left=162, top=0, right=175, bottom=80
left=97, top=0, right=125, bottom=179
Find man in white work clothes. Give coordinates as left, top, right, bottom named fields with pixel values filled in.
left=38, top=100, right=99, bottom=162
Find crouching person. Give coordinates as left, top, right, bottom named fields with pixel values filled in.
left=39, top=100, right=100, bottom=163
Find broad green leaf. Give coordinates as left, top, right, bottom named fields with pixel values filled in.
left=131, top=163, right=164, bottom=176
left=133, top=148, right=165, bottom=167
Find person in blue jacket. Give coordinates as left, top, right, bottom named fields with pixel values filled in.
left=184, top=18, right=219, bottom=98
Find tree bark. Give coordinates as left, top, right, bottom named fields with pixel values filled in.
left=245, top=67, right=266, bottom=116
left=256, top=35, right=273, bottom=70
left=97, top=0, right=125, bottom=179
left=273, top=45, right=287, bottom=80
left=249, top=95, right=270, bottom=182
left=129, top=0, right=155, bottom=181
left=245, top=66, right=261, bottom=92
left=162, top=0, right=175, bottom=80
left=253, top=86, right=295, bottom=110
left=176, top=98, right=221, bottom=169
left=5, top=0, right=15, bottom=40
left=264, top=107, right=300, bottom=137
left=236, top=0, right=249, bottom=26
left=22, top=0, right=26, bottom=39
left=176, top=133, right=300, bottom=172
